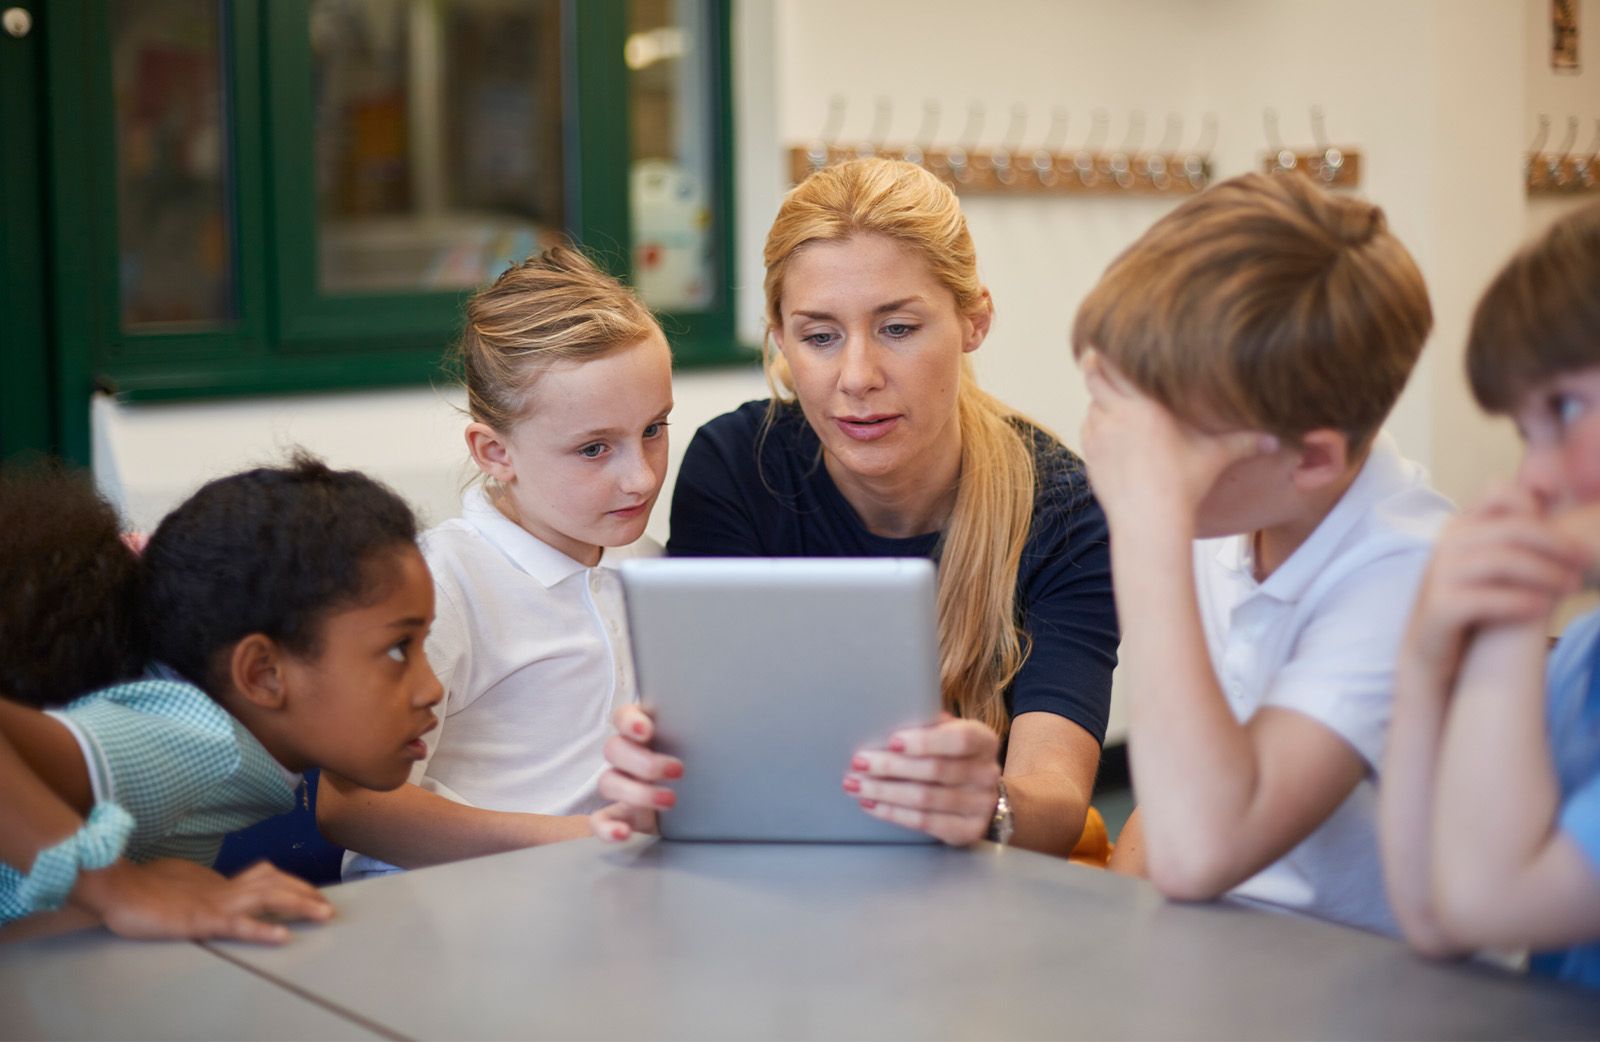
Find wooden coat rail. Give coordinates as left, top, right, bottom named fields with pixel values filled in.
left=1259, top=148, right=1362, bottom=189
left=787, top=144, right=1213, bottom=195
left=1526, top=117, right=1600, bottom=194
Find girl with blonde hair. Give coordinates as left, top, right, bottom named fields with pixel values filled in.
left=319, top=245, right=674, bottom=876
left=593, top=159, right=1116, bottom=854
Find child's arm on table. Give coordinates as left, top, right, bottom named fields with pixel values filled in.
left=1380, top=489, right=1588, bottom=953
left=0, top=699, right=330, bottom=944
left=1078, top=353, right=1368, bottom=900
left=316, top=775, right=591, bottom=868
left=1423, top=500, right=1600, bottom=949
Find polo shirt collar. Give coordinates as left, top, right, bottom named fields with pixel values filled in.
left=1212, top=431, right=1409, bottom=604
left=461, top=486, right=596, bottom=589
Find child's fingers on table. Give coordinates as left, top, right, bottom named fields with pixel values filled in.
left=229, top=879, right=336, bottom=923
left=846, top=775, right=997, bottom=817
left=851, top=748, right=1000, bottom=787
left=233, top=860, right=329, bottom=898
left=213, top=914, right=293, bottom=946
left=603, top=732, right=682, bottom=781
left=859, top=800, right=987, bottom=846
left=597, top=766, right=676, bottom=812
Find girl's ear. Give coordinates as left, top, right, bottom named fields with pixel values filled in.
left=465, top=422, right=516, bottom=484
left=230, top=634, right=289, bottom=711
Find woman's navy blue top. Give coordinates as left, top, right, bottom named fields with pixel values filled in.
left=667, top=399, right=1118, bottom=742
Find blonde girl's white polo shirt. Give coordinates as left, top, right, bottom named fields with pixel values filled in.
left=411, top=485, right=659, bottom=814
left=1191, top=432, right=1455, bottom=937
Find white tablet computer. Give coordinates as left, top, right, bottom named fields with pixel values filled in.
left=618, top=557, right=941, bottom=843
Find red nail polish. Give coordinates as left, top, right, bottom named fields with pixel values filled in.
left=850, top=755, right=870, bottom=771
left=663, top=761, right=684, bottom=780
left=652, top=790, right=676, bottom=808
left=611, top=825, right=627, bottom=841
left=859, top=799, right=877, bottom=810
left=842, top=776, right=862, bottom=793
left=888, top=736, right=907, bottom=753
left=631, top=721, right=647, bottom=737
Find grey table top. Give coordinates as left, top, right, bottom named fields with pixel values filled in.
left=0, top=925, right=383, bottom=1041
left=206, top=837, right=1600, bottom=1041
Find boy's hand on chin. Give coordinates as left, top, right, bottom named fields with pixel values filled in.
left=1078, top=350, right=1277, bottom=524
left=1404, top=484, right=1592, bottom=679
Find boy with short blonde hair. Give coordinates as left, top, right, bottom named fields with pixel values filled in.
left=1074, top=172, right=1453, bottom=935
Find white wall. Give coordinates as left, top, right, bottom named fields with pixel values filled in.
left=95, top=0, right=1600, bottom=744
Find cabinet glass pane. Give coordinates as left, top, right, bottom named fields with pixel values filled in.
left=311, top=0, right=564, bottom=295
left=112, top=0, right=236, bottom=330
left=628, top=0, right=718, bottom=312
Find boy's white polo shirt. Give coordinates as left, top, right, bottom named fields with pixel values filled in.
left=1192, top=432, right=1454, bottom=936
left=409, top=486, right=659, bottom=818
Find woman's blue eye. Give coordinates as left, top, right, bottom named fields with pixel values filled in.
left=882, top=323, right=916, bottom=338
left=802, top=332, right=836, bottom=348
left=643, top=422, right=665, bottom=439
left=579, top=443, right=607, bottom=459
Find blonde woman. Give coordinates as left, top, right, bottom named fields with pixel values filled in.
left=593, top=159, right=1116, bottom=855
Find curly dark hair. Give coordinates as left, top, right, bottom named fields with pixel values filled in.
left=0, top=462, right=147, bottom=708
left=142, top=452, right=420, bottom=695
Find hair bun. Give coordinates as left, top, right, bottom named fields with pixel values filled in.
left=1336, top=202, right=1385, bottom=246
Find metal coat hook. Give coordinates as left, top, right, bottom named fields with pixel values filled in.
left=1264, top=108, right=1295, bottom=173
left=1580, top=118, right=1600, bottom=187
left=947, top=103, right=985, bottom=182
left=1033, top=107, right=1069, bottom=185
left=1310, top=105, right=1344, bottom=183
left=903, top=100, right=940, bottom=168
left=1184, top=113, right=1217, bottom=189
left=1525, top=115, right=1551, bottom=181
left=859, top=97, right=892, bottom=160
left=992, top=104, right=1027, bottom=184
left=1108, top=111, right=1146, bottom=188
left=1550, top=115, right=1580, bottom=184
left=809, top=96, right=848, bottom=172
left=1144, top=113, right=1183, bottom=189
left=1074, top=109, right=1109, bottom=185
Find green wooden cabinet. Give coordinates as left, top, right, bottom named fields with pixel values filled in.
left=15, top=0, right=742, bottom=464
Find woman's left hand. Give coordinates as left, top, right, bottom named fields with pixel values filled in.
left=844, top=716, right=1002, bottom=846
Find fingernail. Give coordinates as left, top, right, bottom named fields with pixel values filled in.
left=611, top=825, right=628, bottom=841
left=850, top=755, right=870, bottom=771
left=631, top=721, right=647, bottom=737
left=888, top=736, right=907, bottom=753
left=652, top=789, right=677, bottom=809
left=842, top=775, right=862, bottom=793
left=859, top=799, right=877, bottom=810
left=662, top=761, right=684, bottom=780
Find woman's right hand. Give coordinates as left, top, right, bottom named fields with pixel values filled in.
left=588, top=704, right=682, bottom=842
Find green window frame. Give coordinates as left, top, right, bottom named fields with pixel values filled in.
left=39, top=0, right=745, bottom=464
